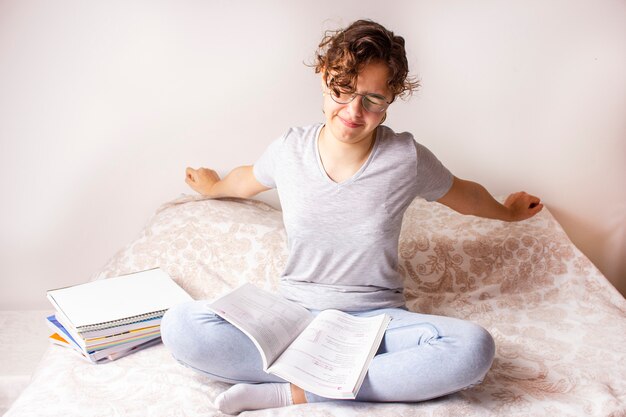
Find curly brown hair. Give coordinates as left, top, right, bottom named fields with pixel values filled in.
left=314, top=20, right=419, bottom=102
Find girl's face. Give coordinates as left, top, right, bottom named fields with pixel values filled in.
left=322, top=61, right=392, bottom=147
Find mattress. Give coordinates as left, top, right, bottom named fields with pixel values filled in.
left=5, top=195, right=626, bottom=416
left=0, top=310, right=51, bottom=416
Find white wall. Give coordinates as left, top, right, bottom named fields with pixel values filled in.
left=1, top=0, right=625, bottom=309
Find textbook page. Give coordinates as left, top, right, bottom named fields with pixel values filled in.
left=267, top=309, right=391, bottom=399
left=207, top=283, right=313, bottom=368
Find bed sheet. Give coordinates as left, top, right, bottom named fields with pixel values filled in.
left=5, top=195, right=626, bottom=416
left=0, top=311, right=51, bottom=415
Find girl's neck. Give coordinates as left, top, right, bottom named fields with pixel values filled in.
left=319, top=126, right=376, bottom=165
left=318, top=126, right=377, bottom=183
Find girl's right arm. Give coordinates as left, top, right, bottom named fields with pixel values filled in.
left=185, top=166, right=270, bottom=199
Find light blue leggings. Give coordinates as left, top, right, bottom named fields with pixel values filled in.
left=161, top=301, right=495, bottom=403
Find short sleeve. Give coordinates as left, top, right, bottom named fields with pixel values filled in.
left=252, top=135, right=285, bottom=189
left=413, top=141, right=454, bottom=201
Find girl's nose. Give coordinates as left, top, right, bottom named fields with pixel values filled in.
left=346, top=95, right=364, bottom=118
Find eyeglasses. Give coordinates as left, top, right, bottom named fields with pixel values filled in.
left=326, top=87, right=391, bottom=113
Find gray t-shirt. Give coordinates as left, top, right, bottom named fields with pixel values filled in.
left=253, top=124, right=453, bottom=311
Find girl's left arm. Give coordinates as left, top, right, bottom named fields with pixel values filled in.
left=436, top=176, right=543, bottom=222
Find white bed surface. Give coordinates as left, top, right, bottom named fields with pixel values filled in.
left=0, top=310, right=52, bottom=415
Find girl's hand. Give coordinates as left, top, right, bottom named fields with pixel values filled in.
left=503, top=192, right=544, bottom=221
left=185, top=167, right=220, bottom=196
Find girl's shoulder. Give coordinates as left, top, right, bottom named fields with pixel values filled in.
left=377, top=125, right=418, bottom=153
left=379, top=125, right=416, bottom=143
left=275, top=124, right=323, bottom=148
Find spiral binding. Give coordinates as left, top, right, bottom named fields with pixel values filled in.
left=76, top=310, right=166, bottom=333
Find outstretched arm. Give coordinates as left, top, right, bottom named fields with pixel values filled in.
left=185, top=166, right=270, bottom=199
left=437, top=177, right=543, bottom=222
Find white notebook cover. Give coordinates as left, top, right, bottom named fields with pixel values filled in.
left=47, top=268, right=193, bottom=331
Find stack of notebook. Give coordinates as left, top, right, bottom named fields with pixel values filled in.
left=46, top=268, right=192, bottom=363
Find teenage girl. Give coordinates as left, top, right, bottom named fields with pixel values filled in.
left=161, top=19, right=543, bottom=415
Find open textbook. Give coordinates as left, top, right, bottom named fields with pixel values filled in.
left=208, top=283, right=391, bottom=399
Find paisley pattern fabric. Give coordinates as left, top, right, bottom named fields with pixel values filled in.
left=5, top=195, right=626, bottom=416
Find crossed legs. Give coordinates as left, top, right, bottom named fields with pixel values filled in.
left=161, top=301, right=495, bottom=410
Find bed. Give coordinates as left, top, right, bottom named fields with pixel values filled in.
left=5, top=195, right=626, bottom=416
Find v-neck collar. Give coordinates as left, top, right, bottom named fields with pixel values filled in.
left=314, top=124, right=380, bottom=187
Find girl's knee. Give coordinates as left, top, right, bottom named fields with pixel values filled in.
left=161, top=301, right=220, bottom=361
left=161, top=301, right=192, bottom=356
left=464, top=323, right=496, bottom=383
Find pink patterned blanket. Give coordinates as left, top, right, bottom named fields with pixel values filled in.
left=6, top=195, right=626, bottom=416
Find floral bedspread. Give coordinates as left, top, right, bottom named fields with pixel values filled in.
left=6, top=195, right=626, bottom=416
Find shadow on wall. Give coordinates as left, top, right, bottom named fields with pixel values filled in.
left=549, top=204, right=626, bottom=297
